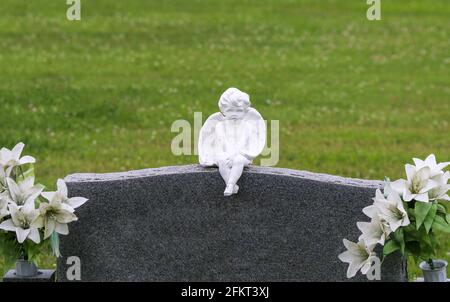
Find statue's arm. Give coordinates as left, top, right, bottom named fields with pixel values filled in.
left=238, top=122, right=258, bottom=160
left=214, top=123, right=228, bottom=159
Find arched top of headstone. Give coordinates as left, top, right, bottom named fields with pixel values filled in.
left=65, top=164, right=383, bottom=189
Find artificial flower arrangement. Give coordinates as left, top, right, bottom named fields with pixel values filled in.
left=339, top=154, right=450, bottom=279
left=0, top=142, right=87, bottom=271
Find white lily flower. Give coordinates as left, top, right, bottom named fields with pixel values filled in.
left=41, top=179, right=87, bottom=209
left=6, top=177, right=44, bottom=206
left=0, top=192, right=10, bottom=220
left=413, top=154, right=449, bottom=178
left=0, top=198, right=42, bottom=243
left=39, top=198, right=78, bottom=239
left=0, top=166, right=5, bottom=190
left=429, top=171, right=450, bottom=201
left=357, top=214, right=392, bottom=246
left=0, top=165, right=11, bottom=191
left=0, top=142, right=35, bottom=168
left=382, top=181, right=397, bottom=197
left=338, top=238, right=377, bottom=278
left=375, top=191, right=410, bottom=232
left=391, top=165, right=437, bottom=202
left=362, top=189, right=387, bottom=218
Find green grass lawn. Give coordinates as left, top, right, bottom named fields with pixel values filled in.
left=0, top=0, right=449, bottom=280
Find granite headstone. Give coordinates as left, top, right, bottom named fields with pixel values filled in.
left=57, top=165, right=407, bottom=281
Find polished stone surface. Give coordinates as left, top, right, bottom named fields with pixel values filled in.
left=57, top=165, right=407, bottom=281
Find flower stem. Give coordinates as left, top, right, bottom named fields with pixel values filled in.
left=428, top=258, right=435, bottom=270
left=19, top=244, right=28, bottom=261
left=18, top=166, right=26, bottom=180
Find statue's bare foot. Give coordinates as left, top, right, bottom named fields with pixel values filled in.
left=233, top=185, right=239, bottom=194
left=224, top=184, right=234, bottom=196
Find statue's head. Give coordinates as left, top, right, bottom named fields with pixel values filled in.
left=218, top=88, right=251, bottom=120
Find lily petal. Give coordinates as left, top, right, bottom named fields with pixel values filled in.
left=0, top=148, right=8, bottom=163
left=0, top=219, right=17, bottom=232
left=343, top=239, right=358, bottom=253
left=347, top=260, right=364, bottom=278
left=31, top=215, right=44, bottom=229
left=6, top=178, right=21, bottom=202
left=55, top=222, right=69, bottom=235
left=403, top=190, right=414, bottom=202
left=56, top=210, right=78, bottom=224
left=44, top=219, right=56, bottom=239
left=405, top=164, right=416, bottom=181
left=439, top=194, right=450, bottom=201
left=390, top=179, right=406, bottom=195
left=19, top=156, right=35, bottom=165
left=41, top=192, right=56, bottom=202
left=28, top=228, right=41, bottom=244
left=57, top=179, right=68, bottom=198
left=22, top=196, right=37, bottom=212
left=11, top=143, right=25, bottom=160
left=60, top=202, right=76, bottom=213
left=389, top=220, right=402, bottom=232
left=425, top=154, right=437, bottom=166
left=16, top=228, right=30, bottom=243
left=437, top=162, right=450, bottom=171
left=67, top=197, right=88, bottom=209
left=362, top=205, right=378, bottom=218
left=20, top=177, right=35, bottom=189
left=338, top=250, right=353, bottom=263
left=360, top=259, right=373, bottom=275
left=413, top=158, right=425, bottom=168
left=415, top=193, right=429, bottom=203
left=419, top=181, right=438, bottom=194
left=5, top=166, right=13, bottom=177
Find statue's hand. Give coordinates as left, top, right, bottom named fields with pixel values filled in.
left=239, top=151, right=254, bottom=161
left=227, top=154, right=251, bottom=167
left=225, top=158, right=233, bottom=168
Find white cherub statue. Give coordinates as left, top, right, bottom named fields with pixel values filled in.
left=198, top=88, right=266, bottom=196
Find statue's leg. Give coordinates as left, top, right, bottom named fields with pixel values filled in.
left=218, top=161, right=231, bottom=184
left=227, top=163, right=244, bottom=187
left=221, top=156, right=248, bottom=196
left=222, top=162, right=242, bottom=196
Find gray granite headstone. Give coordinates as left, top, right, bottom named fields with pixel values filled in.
left=57, top=165, right=407, bottom=281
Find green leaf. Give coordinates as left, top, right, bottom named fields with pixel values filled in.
left=447, top=213, right=450, bottom=225
left=436, top=203, right=447, bottom=214
left=432, top=215, right=450, bottom=233
left=429, top=232, right=439, bottom=251
left=405, top=241, right=421, bottom=256
left=393, top=228, right=405, bottom=255
left=403, top=222, right=416, bottom=233
left=23, top=240, right=40, bottom=264
left=415, top=202, right=433, bottom=229
left=423, top=203, right=437, bottom=233
left=406, top=208, right=416, bottom=221
left=0, top=232, right=21, bottom=271
left=383, top=240, right=400, bottom=256
left=419, top=234, right=436, bottom=260
left=404, top=226, right=421, bottom=242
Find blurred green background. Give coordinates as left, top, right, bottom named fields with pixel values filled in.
left=0, top=0, right=449, bottom=280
